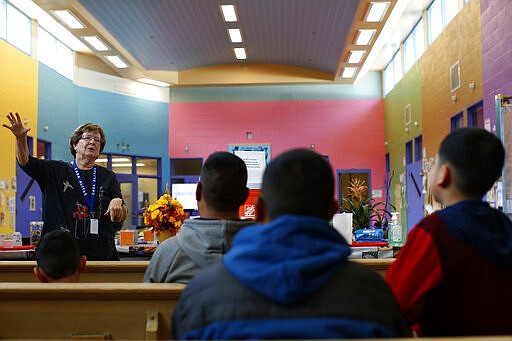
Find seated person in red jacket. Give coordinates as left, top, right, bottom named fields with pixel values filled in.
left=386, top=127, right=512, bottom=336
left=34, top=230, right=87, bottom=283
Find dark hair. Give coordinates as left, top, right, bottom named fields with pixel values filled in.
left=439, top=128, right=504, bottom=198
left=35, top=230, right=81, bottom=280
left=199, top=151, right=248, bottom=212
left=69, top=123, right=106, bottom=157
left=261, top=148, right=334, bottom=220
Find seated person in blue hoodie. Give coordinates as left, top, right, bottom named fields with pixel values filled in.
left=386, top=128, right=512, bottom=336
left=172, top=148, right=410, bottom=339
left=144, top=151, right=252, bottom=284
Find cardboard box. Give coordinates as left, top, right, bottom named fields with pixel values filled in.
left=119, top=230, right=137, bottom=246
left=143, top=229, right=155, bottom=242
left=348, top=246, right=393, bottom=259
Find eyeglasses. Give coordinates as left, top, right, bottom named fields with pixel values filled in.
left=80, top=136, right=101, bottom=144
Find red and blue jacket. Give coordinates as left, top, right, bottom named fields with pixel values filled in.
left=386, top=200, right=512, bottom=336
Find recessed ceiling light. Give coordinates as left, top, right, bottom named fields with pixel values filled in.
left=228, top=28, right=242, bottom=43
left=348, top=50, right=365, bottom=64
left=342, top=67, right=357, bottom=78
left=365, top=2, right=390, bottom=22
left=221, top=5, right=237, bottom=22
left=51, top=10, right=86, bottom=29
left=112, top=163, right=145, bottom=167
left=96, top=158, right=131, bottom=163
left=137, top=78, right=171, bottom=87
left=355, top=29, right=376, bottom=45
left=82, top=35, right=109, bottom=51
left=234, top=47, right=246, bottom=60
left=106, top=55, right=128, bottom=68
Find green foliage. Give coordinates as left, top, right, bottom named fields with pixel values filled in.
left=341, top=178, right=394, bottom=232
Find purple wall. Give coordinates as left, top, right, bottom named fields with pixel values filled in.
left=481, top=0, right=512, bottom=130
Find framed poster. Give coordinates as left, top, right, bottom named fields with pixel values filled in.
left=228, top=144, right=271, bottom=189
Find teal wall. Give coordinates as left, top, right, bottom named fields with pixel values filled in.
left=37, top=63, right=79, bottom=159
left=170, top=71, right=382, bottom=102
left=37, top=63, right=171, bottom=190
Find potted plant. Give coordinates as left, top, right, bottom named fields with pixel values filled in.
left=341, top=178, right=393, bottom=233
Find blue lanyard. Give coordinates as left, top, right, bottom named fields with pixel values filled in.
left=73, top=160, right=97, bottom=214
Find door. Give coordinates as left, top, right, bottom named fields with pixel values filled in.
left=16, top=137, right=47, bottom=237
left=406, top=161, right=424, bottom=233
left=117, top=174, right=137, bottom=229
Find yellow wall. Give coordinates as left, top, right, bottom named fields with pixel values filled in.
left=420, top=0, right=483, bottom=159
left=0, top=40, right=38, bottom=233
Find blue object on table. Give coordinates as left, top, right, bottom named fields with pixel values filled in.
left=353, top=228, right=385, bottom=242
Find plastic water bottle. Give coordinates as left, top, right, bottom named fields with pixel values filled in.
left=389, top=212, right=403, bottom=247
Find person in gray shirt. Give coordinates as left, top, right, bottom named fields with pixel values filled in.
left=144, top=151, right=252, bottom=283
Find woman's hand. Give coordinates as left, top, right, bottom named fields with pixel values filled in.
left=105, top=197, right=128, bottom=222
left=3, top=112, right=30, bottom=137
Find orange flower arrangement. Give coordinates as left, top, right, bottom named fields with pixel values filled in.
left=143, top=192, right=188, bottom=236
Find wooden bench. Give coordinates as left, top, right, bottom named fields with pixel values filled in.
left=352, top=258, right=394, bottom=278
left=0, top=282, right=185, bottom=339
left=0, top=260, right=149, bottom=282
left=0, top=258, right=394, bottom=282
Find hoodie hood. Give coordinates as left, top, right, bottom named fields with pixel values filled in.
left=438, top=200, right=512, bottom=270
left=177, top=218, right=253, bottom=268
left=224, top=214, right=351, bottom=305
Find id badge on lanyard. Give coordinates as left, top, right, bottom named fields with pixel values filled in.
left=73, top=161, right=99, bottom=234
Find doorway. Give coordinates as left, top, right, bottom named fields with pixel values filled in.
left=16, top=137, right=49, bottom=238
left=117, top=174, right=137, bottom=229
left=405, top=136, right=424, bottom=233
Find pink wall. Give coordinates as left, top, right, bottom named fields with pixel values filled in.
left=170, top=99, right=386, bottom=196
left=481, top=0, right=512, bottom=129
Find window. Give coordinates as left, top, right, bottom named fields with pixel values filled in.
left=428, top=0, right=462, bottom=45
left=414, top=19, right=425, bottom=59
left=97, top=154, right=162, bottom=228
left=6, top=2, right=31, bottom=54
left=428, top=0, right=443, bottom=44
left=450, top=112, right=464, bottom=131
left=383, top=51, right=402, bottom=95
left=405, top=141, right=413, bottom=165
left=414, top=136, right=422, bottom=162
left=403, top=33, right=415, bottom=73
left=0, top=0, right=6, bottom=39
left=444, top=0, right=460, bottom=25
left=403, top=19, right=425, bottom=73
left=467, top=101, right=484, bottom=128
left=392, top=51, right=402, bottom=85
left=37, top=27, right=74, bottom=80
left=383, top=61, right=394, bottom=95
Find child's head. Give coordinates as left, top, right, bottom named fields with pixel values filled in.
left=33, top=230, right=86, bottom=283
left=259, top=148, right=336, bottom=221
left=435, top=128, right=504, bottom=199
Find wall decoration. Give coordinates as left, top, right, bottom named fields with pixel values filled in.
left=229, top=144, right=271, bottom=189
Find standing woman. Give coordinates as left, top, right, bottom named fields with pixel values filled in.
left=3, top=112, right=127, bottom=260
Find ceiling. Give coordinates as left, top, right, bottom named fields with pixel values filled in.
left=32, top=0, right=431, bottom=87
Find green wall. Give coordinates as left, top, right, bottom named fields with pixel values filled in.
left=384, top=63, right=423, bottom=226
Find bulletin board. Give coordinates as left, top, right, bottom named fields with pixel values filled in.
left=228, top=144, right=271, bottom=189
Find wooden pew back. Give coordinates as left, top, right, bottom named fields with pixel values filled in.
left=0, top=282, right=185, bottom=340
left=0, top=259, right=394, bottom=283
left=0, top=260, right=149, bottom=282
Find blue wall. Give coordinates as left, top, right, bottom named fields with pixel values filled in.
left=37, top=63, right=79, bottom=160
left=170, top=71, right=382, bottom=102
left=37, top=63, right=171, bottom=190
